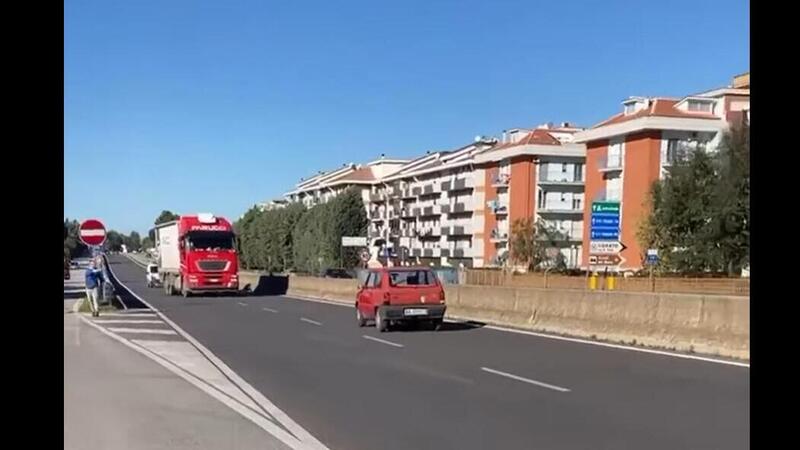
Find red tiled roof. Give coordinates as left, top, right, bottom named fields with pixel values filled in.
left=593, top=99, right=718, bottom=128
left=335, top=166, right=375, bottom=182
left=517, top=129, right=562, bottom=145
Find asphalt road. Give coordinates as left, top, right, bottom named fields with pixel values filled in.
left=108, top=256, right=749, bottom=450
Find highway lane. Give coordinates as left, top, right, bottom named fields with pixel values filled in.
left=108, top=256, right=749, bottom=450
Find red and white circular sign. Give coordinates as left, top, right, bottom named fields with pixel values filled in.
left=79, top=219, right=107, bottom=246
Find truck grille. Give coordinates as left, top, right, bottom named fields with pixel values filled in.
left=197, top=260, right=229, bottom=272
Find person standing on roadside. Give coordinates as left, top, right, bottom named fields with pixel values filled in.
left=85, top=259, right=103, bottom=317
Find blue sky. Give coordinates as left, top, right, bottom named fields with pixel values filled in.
left=65, top=0, right=749, bottom=235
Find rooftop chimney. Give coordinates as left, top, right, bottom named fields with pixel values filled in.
left=733, top=72, right=750, bottom=89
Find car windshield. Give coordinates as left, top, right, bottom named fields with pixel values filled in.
left=186, top=233, right=234, bottom=251
left=149, top=266, right=158, bottom=273
left=388, top=270, right=437, bottom=287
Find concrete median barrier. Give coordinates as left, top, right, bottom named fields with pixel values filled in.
left=445, top=285, right=749, bottom=360
left=287, top=275, right=358, bottom=304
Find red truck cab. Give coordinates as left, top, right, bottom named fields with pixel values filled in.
left=156, top=214, right=239, bottom=297
left=355, top=267, right=446, bottom=332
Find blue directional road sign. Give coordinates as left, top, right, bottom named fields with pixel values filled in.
left=590, top=201, right=621, bottom=241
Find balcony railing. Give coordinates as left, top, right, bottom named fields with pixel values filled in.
left=598, top=155, right=623, bottom=172
left=538, top=175, right=584, bottom=185
left=490, top=229, right=509, bottom=242
left=441, top=178, right=473, bottom=191
left=451, top=225, right=469, bottom=235
left=487, top=200, right=508, bottom=215
left=537, top=205, right=583, bottom=215
left=491, top=172, right=510, bottom=187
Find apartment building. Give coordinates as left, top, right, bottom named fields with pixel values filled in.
left=257, top=199, right=288, bottom=211
left=474, top=124, right=586, bottom=268
left=284, top=157, right=408, bottom=209
left=364, top=139, right=497, bottom=267
left=574, top=73, right=750, bottom=272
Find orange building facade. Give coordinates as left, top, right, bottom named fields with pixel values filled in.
left=575, top=74, right=750, bottom=272
left=474, top=125, right=586, bottom=268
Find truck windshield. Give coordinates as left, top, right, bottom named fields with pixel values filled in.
left=186, top=233, right=235, bottom=251
left=149, top=266, right=158, bottom=274
left=388, top=270, right=437, bottom=287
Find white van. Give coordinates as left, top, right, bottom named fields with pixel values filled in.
left=146, top=264, right=161, bottom=287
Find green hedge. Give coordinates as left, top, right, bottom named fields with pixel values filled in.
left=236, top=188, right=367, bottom=273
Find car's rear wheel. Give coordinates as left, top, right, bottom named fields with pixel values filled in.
left=356, top=306, right=366, bottom=327
left=375, top=307, right=388, bottom=332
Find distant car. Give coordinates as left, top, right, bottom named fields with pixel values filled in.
left=355, top=267, right=446, bottom=332
left=323, top=268, right=354, bottom=279
left=146, top=264, right=161, bottom=287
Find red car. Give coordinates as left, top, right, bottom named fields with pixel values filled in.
left=355, top=267, right=446, bottom=332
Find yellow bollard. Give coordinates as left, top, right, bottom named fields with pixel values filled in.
left=589, top=273, right=598, bottom=290
left=606, top=275, right=616, bottom=291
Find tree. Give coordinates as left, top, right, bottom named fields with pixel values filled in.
left=64, top=218, right=87, bottom=259
left=155, top=210, right=180, bottom=225
left=141, top=236, right=154, bottom=250
left=125, top=231, right=142, bottom=252
left=709, top=122, right=750, bottom=275
left=638, top=123, right=749, bottom=274
left=105, top=230, right=124, bottom=252
left=509, top=217, right=567, bottom=271
left=235, top=189, right=366, bottom=274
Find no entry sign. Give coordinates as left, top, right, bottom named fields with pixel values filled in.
left=79, top=219, right=107, bottom=246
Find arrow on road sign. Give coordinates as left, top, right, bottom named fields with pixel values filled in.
left=589, top=241, right=627, bottom=254
left=589, top=254, right=624, bottom=266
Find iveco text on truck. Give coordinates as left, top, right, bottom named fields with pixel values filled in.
left=154, top=213, right=239, bottom=297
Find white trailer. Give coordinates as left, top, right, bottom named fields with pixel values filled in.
left=154, top=221, right=180, bottom=277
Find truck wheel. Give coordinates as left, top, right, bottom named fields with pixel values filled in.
left=375, top=307, right=388, bottom=332
left=356, top=306, right=366, bottom=327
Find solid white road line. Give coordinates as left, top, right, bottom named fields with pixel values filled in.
left=300, top=317, right=322, bottom=326
left=93, top=319, right=164, bottom=324
left=237, top=302, right=248, bottom=307
left=362, top=335, right=404, bottom=348
left=98, top=313, right=157, bottom=318
left=262, top=307, right=279, bottom=313
left=474, top=322, right=751, bottom=369
left=481, top=367, right=571, bottom=393
left=105, top=260, right=329, bottom=450
left=77, top=316, right=313, bottom=450
left=107, top=328, right=177, bottom=335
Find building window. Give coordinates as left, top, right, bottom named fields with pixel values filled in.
left=624, top=103, right=637, bottom=115
left=687, top=100, right=713, bottom=113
